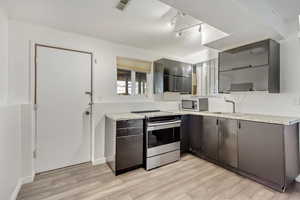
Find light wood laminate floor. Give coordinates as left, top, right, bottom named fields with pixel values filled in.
left=17, top=154, right=300, bottom=200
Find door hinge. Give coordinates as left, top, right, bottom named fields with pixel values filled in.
left=33, top=150, right=37, bottom=159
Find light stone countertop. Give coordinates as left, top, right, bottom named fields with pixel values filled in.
left=106, top=111, right=300, bottom=125
left=105, top=113, right=145, bottom=121
left=174, top=111, right=300, bottom=126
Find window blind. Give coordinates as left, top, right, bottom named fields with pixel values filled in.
left=116, top=56, right=152, bottom=73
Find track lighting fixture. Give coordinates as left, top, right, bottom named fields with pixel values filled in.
left=174, top=23, right=203, bottom=37
left=176, top=32, right=182, bottom=37
left=198, top=24, right=202, bottom=33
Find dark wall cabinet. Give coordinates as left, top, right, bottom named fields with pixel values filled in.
left=238, top=120, right=299, bottom=191
left=219, top=39, right=280, bottom=93
left=154, top=58, right=192, bottom=94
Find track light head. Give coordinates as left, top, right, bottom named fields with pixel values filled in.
left=176, top=32, right=182, bottom=37
left=198, top=24, right=203, bottom=33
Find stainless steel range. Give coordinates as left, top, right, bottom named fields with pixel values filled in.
left=132, top=110, right=181, bottom=170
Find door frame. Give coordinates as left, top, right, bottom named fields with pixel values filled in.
left=30, top=42, right=95, bottom=174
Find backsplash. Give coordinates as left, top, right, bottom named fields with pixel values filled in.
left=209, top=92, right=300, bottom=118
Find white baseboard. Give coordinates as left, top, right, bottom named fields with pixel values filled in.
left=21, top=174, right=35, bottom=184
left=92, top=157, right=106, bottom=166
left=10, top=174, right=35, bottom=200
left=10, top=179, right=22, bottom=200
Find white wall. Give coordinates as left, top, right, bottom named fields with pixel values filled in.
left=0, top=8, right=22, bottom=200
left=8, top=20, right=193, bottom=104
left=0, top=105, right=22, bottom=200
left=0, top=7, right=8, bottom=104
left=182, top=48, right=219, bottom=64
left=8, top=20, right=181, bottom=178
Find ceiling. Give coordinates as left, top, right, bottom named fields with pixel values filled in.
left=264, top=0, right=300, bottom=22
left=161, top=0, right=300, bottom=50
left=5, top=0, right=210, bottom=58
left=3, top=0, right=300, bottom=56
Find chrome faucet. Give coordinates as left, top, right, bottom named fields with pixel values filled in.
left=225, top=99, right=236, bottom=113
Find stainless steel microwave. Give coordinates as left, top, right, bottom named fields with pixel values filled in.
left=181, top=98, right=208, bottom=111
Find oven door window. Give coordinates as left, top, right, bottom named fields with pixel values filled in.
left=148, top=127, right=180, bottom=148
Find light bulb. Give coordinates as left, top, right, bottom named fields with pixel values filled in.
left=198, top=24, right=202, bottom=33
left=176, top=32, right=182, bottom=37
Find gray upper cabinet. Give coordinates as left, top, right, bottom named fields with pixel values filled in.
left=219, top=39, right=280, bottom=93
left=218, top=118, right=238, bottom=168
left=219, top=40, right=269, bottom=71
left=153, top=58, right=192, bottom=94
left=201, top=116, right=219, bottom=160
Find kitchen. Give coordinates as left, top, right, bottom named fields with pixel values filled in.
left=1, top=0, right=300, bottom=200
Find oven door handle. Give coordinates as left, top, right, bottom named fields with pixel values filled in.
left=148, top=120, right=182, bottom=127
left=147, top=120, right=181, bottom=131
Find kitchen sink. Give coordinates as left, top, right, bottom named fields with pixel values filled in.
left=209, top=112, right=227, bottom=114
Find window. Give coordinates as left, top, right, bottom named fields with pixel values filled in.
left=135, top=72, right=147, bottom=95
left=117, top=69, right=132, bottom=95
left=195, top=59, right=218, bottom=96
left=116, top=56, right=151, bottom=96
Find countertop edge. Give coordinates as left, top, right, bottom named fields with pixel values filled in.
left=175, top=111, right=300, bottom=126
left=105, top=113, right=145, bottom=121
left=105, top=111, right=300, bottom=126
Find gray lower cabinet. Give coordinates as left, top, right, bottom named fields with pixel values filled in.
left=180, top=115, right=190, bottom=153
left=201, top=116, right=219, bottom=160
left=218, top=118, right=238, bottom=168
left=105, top=117, right=144, bottom=175
left=238, top=120, right=299, bottom=191
left=181, top=114, right=299, bottom=192
left=189, top=115, right=202, bottom=155
left=116, top=134, right=143, bottom=171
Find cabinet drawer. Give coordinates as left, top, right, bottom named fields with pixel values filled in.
left=117, top=119, right=143, bottom=129
left=117, top=127, right=143, bottom=137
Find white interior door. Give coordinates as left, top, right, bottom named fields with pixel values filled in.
left=36, top=45, right=92, bottom=173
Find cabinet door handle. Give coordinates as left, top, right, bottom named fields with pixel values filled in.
left=216, top=119, right=219, bottom=125
left=238, top=122, right=241, bottom=129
